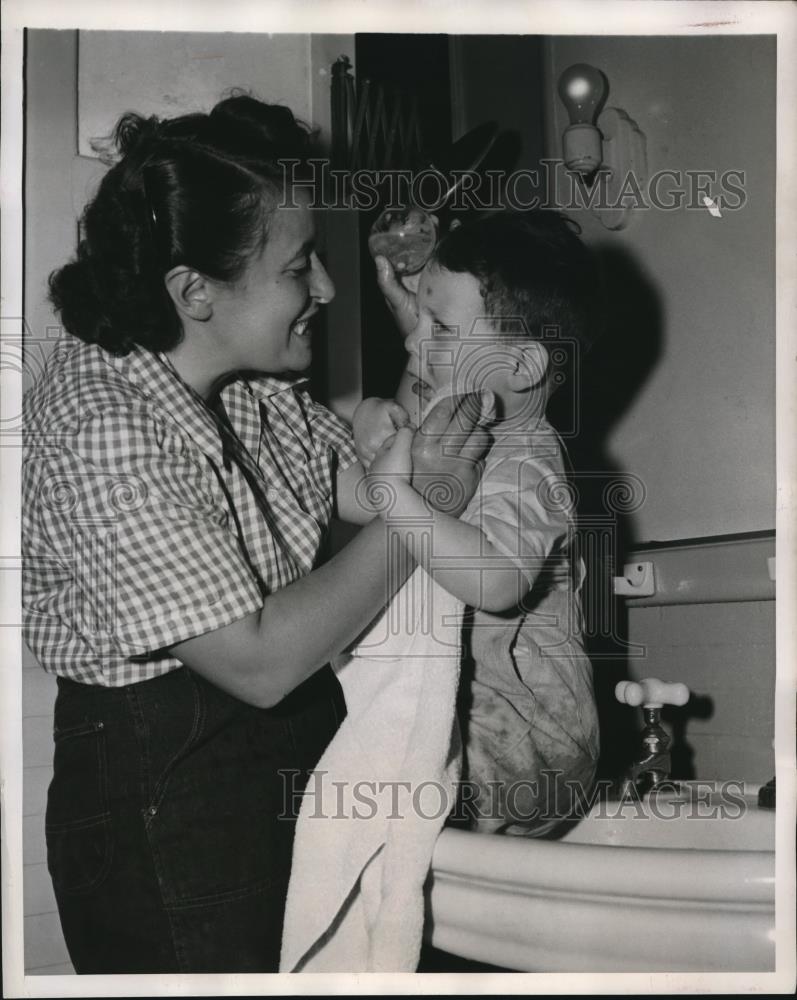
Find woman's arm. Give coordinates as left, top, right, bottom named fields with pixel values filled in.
left=171, top=395, right=489, bottom=707
left=170, top=513, right=400, bottom=707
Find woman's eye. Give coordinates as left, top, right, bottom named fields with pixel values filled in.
left=288, top=260, right=311, bottom=276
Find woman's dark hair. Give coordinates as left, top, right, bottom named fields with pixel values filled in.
left=49, top=94, right=314, bottom=355
left=433, top=210, right=604, bottom=361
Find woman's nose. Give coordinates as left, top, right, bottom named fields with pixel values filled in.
left=311, top=254, right=335, bottom=304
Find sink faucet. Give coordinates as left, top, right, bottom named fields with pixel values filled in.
left=615, top=678, right=690, bottom=796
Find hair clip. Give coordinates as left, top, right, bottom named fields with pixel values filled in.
left=141, top=167, right=160, bottom=237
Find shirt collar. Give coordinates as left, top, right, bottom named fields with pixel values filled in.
left=238, top=371, right=310, bottom=402
left=103, top=346, right=308, bottom=462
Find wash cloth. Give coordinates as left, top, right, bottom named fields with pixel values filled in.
left=279, top=567, right=463, bottom=973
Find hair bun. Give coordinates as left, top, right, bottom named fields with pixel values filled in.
left=210, top=94, right=311, bottom=157
left=112, top=112, right=162, bottom=157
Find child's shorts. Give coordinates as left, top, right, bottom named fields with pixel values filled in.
left=455, top=597, right=600, bottom=836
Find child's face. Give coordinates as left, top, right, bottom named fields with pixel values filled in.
left=405, top=263, right=504, bottom=400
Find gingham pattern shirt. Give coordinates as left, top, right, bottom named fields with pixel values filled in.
left=22, top=337, right=357, bottom=686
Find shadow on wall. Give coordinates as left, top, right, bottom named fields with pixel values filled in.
left=548, top=241, right=668, bottom=781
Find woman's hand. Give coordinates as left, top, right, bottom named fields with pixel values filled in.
left=410, top=391, right=494, bottom=516
left=374, top=255, right=420, bottom=339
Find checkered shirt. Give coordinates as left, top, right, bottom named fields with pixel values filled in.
left=22, top=337, right=357, bottom=686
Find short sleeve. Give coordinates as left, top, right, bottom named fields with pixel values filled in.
left=461, top=452, right=575, bottom=589
left=303, top=396, right=358, bottom=470
left=31, top=408, right=263, bottom=661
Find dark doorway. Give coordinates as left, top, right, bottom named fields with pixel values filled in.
left=354, top=34, right=453, bottom=398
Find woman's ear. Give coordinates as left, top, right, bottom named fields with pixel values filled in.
left=506, top=342, right=549, bottom=393
left=164, top=266, right=213, bottom=322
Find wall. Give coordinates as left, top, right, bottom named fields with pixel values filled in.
left=539, top=35, right=776, bottom=783
left=22, top=29, right=80, bottom=975
left=21, top=28, right=356, bottom=974
left=542, top=34, right=775, bottom=543
left=76, top=32, right=313, bottom=156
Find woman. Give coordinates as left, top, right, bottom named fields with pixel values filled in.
left=22, top=95, right=487, bottom=973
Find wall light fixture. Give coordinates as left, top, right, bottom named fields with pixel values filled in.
left=558, top=63, right=607, bottom=175
left=557, top=63, right=648, bottom=230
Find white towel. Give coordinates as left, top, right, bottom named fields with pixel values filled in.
left=279, top=567, right=463, bottom=973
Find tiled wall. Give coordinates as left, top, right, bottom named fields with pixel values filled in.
left=626, top=600, right=776, bottom=784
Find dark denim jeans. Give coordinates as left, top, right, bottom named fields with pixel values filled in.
left=45, top=665, right=345, bottom=973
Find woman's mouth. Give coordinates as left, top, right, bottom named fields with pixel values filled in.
left=291, top=319, right=311, bottom=339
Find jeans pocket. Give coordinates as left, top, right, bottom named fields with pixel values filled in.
left=142, top=669, right=207, bottom=814
left=46, top=720, right=113, bottom=895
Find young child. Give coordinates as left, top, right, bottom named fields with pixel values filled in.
left=354, top=210, right=601, bottom=835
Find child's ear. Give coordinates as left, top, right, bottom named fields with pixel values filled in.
left=164, top=266, right=214, bottom=322
left=506, top=342, right=549, bottom=393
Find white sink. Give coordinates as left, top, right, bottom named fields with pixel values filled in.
left=425, top=782, right=775, bottom=972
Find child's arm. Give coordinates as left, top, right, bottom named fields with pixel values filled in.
left=352, top=397, right=410, bottom=467
left=387, top=479, right=531, bottom=613
left=337, top=450, right=526, bottom=609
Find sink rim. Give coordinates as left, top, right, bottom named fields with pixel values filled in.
left=560, top=780, right=773, bottom=851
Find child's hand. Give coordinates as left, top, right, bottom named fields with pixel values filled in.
left=368, top=427, right=413, bottom=482
left=352, top=397, right=411, bottom=468
left=374, top=255, right=420, bottom=339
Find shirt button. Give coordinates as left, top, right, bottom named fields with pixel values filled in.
left=266, top=488, right=279, bottom=502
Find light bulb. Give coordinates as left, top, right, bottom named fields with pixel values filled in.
left=558, top=64, right=606, bottom=125
left=557, top=63, right=607, bottom=175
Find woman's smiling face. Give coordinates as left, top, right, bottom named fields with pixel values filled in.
left=209, top=192, right=335, bottom=376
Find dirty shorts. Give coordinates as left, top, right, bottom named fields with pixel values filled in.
left=454, top=591, right=600, bottom=836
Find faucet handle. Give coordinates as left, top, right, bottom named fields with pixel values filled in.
left=615, top=677, right=690, bottom=709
